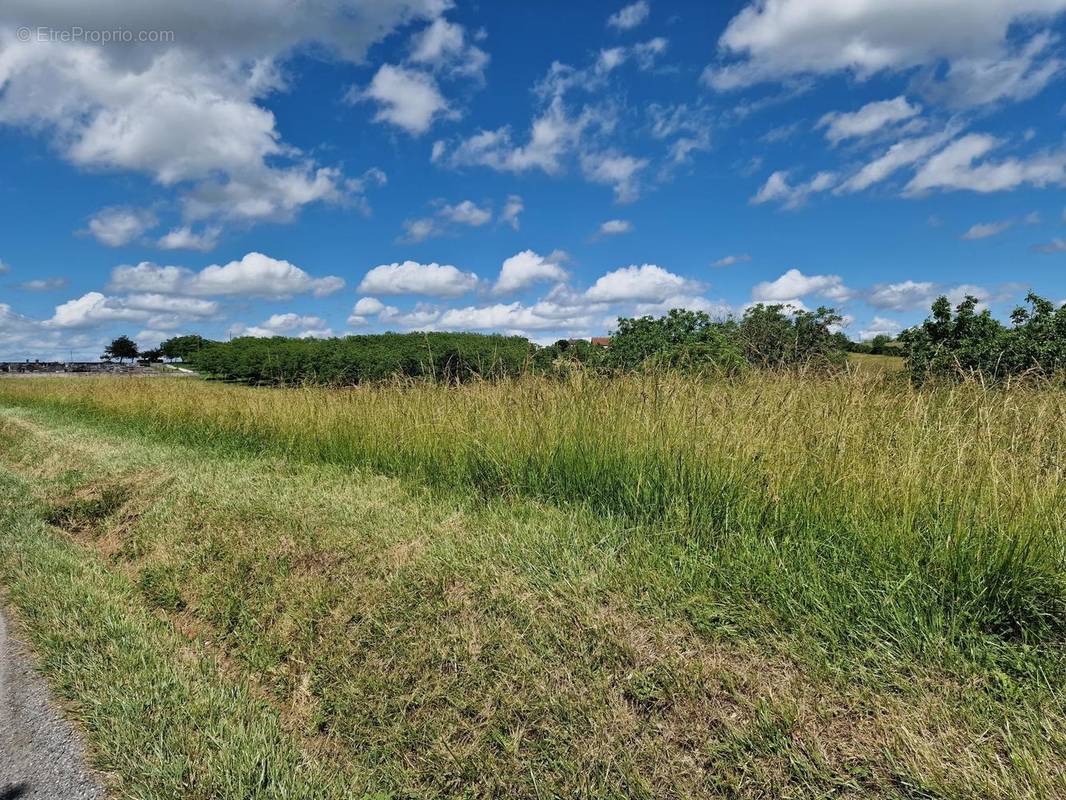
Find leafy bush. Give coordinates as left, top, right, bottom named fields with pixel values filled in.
left=900, top=292, right=1066, bottom=382
left=535, top=305, right=846, bottom=375
left=187, top=332, right=534, bottom=385
left=736, top=304, right=845, bottom=369
left=159, top=334, right=217, bottom=361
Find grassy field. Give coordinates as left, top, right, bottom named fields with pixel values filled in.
left=0, top=372, right=1064, bottom=798
left=845, top=353, right=905, bottom=373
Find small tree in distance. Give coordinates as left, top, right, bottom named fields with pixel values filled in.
left=102, top=335, right=139, bottom=363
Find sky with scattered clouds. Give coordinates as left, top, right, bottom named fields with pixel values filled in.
left=1, top=0, right=1065, bottom=358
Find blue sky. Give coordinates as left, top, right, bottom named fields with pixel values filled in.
left=1, top=0, right=1065, bottom=359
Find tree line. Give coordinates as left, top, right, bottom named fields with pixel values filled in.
left=102, top=291, right=1063, bottom=385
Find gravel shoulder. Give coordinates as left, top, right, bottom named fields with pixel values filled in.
left=0, top=606, right=107, bottom=800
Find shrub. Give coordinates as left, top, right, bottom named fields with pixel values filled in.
left=187, top=332, right=534, bottom=385
left=900, top=292, right=1066, bottom=383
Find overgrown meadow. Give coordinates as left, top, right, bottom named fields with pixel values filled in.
left=1, top=370, right=1064, bottom=798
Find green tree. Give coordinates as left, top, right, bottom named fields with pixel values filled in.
left=102, top=335, right=139, bottom=364
left=737, top=304, right=845, bottom=369
left=899, top=296, right=1008, bottom=381
left=868, top=334, right=893, bottom=355
left=159, top=334, right=214, bottom=362
left=897, top=292, right=1066, bottom=382
left=603, top=309, right=745, bottom=374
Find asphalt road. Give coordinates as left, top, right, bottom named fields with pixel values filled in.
left=0, top=608, right=106, bottom=800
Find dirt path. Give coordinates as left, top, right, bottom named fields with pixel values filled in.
left=0, top=607, right=106, bottom=799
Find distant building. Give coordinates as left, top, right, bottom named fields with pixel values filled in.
left=590, top=337, right=611, bottom=347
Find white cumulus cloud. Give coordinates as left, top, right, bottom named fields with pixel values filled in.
left=705, top=0, right=1066, bottom=107
left=358, top=64, right=455, bottom=135
left=156, top=226, right=221, bottom=252
left=585, top=264, right=702, bottom=303
left=86, top=207, right=157, bottom=247
left=494, top=250, right=568, bottom=295
left=108, top=252, right=344, bottom=298
left=752, top=269, right=852, bottom=303
left=358, top=260, right=479, bottom=297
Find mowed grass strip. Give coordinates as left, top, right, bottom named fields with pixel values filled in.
left=0, top=392, right=1064, bottom=798
left=0, top=471, right=357, bottom=798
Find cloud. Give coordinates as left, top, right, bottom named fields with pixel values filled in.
left=86, top=207, right=157, bottom=247
left=437, top=41, right=675, bottom=202
left=712, top=254, right=751, bottom=267
left=401, top=198, right=498, bottom=242
left=961, top=220, right=1013, bottom=240
left=596, top=38, right=669, bottom=73
left=122, top=293, right=219, bottom=317
left=541, top=37, right=667, bottom=97
left=108, top=252, right=344, bottom=298
left=400, top=217, right=442, bottom=244
left=353, top=297, right=387, bottom=316
left=633, top=294, right=733, bottom=318
left=580, top=150, right=648, bottom=202
left=599, top=219, right=633, bottom=236
left=866, top=280, right=940, bottom=311
left=752, top=268, right=852, bottom=303
left=156, top=226, right=221, bottom=252
left=16, top=277, right=69, bottom=291
left=752, top=170, right=836, bottom=208
left=607, top=1, right=650, bottom=30
left=358, top=261, right=479, bottom=297
left=0, top=260, right=8, bottom=274
left=905, top=134, right=1066, bottom=195
left=817, top=97, right=921, bottom=144
left=434, top=302, right=584, bottom=332
left=0, top=300, right=108, bottom=360
left=231, top=313, right=333, bottom=339
left=919, top=31, right=1065, bottom=109
left=356, top=64, right=456, bottom=135
left=194, top=253, right=344, bottom=298
left=48, top=292, right=150, bottom=328
left=585, top=264, right=702, bottom=302
left=860, top=281, right=1006, bottom=314
left=443, top=98, right=600, bottom=175
left=494, top=250, right=568, bottom=295
left=183, top=165, right=385, bottom=224
left=0, top=2, right=419, bottom=229
left=437, top=199, right=492, bottom=226
left=0, top=303, right=42, bottom=352
left=705, top=0, right=1066, bottom=106
left=837, top=128, right=959, bottom=193
left=1033, top=238, right=1066, bottom=254
left=500, top=195, right=524, bottom=230
left=858, top=316, right=904, bottom=340
left=347, top=296, right=399, bottom=326
left=408, top=16, right=489, bottom=82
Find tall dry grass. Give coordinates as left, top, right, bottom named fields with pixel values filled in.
left=2, top=371, right=1063, bottom=658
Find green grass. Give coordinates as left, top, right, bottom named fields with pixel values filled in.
left=0, top=373, right=1064, bottom=798
left=846, top=352, right=905, bottom=373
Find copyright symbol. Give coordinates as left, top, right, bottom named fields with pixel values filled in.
left=16, top=27, right=32, bottom=42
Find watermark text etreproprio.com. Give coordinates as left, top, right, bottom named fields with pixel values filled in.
left=16, top=26, right=175, bottom=45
